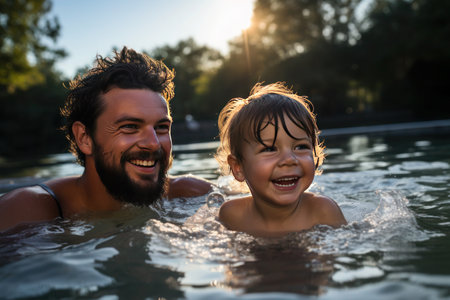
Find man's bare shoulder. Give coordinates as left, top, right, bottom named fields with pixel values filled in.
left=0, top=185, right=61, bottom=232
left=167, top=175, right=213, bottom=199
left=302, top=192, right=347, bottom=227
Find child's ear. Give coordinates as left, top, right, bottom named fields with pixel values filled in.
left=72, top=121, right=93, bottom=155
left=228, top=155, right=245, bottom=182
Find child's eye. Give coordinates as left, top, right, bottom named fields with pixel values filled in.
left=295, top=143, right=312, bottom=150
left=261, top=146, right=276, bottom=152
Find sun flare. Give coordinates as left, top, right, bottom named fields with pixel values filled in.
left=210, top=0, right=254, bottom=40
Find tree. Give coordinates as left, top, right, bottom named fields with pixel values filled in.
left=213, top=0, right=450, bottom=120
left=248, top=0, right=366, bottom=59
left=148, top=38, right=223, bottom=120
left=202, top=0, right=367, bottom=118
left=0, top=0, right=66, bottom=93
left=354, top=0, right=450, bottom=116
left=0, top=0, right=67, bottom=157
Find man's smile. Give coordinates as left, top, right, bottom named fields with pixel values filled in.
left=130, top=159, right=156, bottom=167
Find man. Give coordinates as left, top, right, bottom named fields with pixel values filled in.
left=0, top=47, right=212, bottom=232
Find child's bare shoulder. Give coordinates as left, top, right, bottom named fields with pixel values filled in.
left=218, top=196, right=251, bottom=229
left=302, top=192, right=347, bottom=227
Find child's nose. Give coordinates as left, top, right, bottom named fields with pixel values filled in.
left=279, top=150, right=299, bottom=166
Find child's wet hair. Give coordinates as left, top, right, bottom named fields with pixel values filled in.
left=216, top=82, right=325, bottom=175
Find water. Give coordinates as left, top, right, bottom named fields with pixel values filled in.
left=0, top=132, right=449, bottom=299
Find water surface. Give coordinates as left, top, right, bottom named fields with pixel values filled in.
left=0, top=132, right=449, bottom=299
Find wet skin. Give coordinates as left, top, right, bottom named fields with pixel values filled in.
left=220, top=114, right=347, bottom=236
left=91, top=88, right=172, bottom=203
left=230, top=115, right=316, bottom=212
left=0, top=88, right=212, bottom=232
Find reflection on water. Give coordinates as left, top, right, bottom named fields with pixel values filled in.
left=1, top=238, right=117, bottom=298
left=0, top=133, right=450, bottom=299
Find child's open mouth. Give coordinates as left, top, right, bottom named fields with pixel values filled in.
left=272, top=176, right=299, bottom=188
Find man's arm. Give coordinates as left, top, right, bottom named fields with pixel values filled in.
left=166, top=175, right=213, bottom=199
left=0, top=186, right=61, bottom=232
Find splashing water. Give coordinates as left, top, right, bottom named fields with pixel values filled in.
left=205, top=191, right=225, bottom=208
left=1, top=133, right=449, bottom=299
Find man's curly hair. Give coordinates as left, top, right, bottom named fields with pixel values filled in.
left=60, top=46, right=175, bottom=166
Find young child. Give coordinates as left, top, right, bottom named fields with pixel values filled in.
left=215, top=82, right=347, bottom=237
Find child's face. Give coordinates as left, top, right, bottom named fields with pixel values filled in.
left=229, top=114, right=316, bottom=208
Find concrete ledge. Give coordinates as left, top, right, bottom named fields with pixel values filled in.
left=321, top=119, right=450, bottom=137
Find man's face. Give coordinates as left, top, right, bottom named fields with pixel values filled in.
left=92, top=88, right=173, bottom=205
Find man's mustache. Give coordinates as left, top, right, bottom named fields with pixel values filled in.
left=122, top=149, right=165, bottom=162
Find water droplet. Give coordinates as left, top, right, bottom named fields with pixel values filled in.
left=206, top=192, right=225, bottom=208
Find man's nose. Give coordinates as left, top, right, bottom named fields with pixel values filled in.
left=137, top=127, right=160, bottom=150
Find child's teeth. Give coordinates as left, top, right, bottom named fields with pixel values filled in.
left=273, top=177, right=298, bottom=186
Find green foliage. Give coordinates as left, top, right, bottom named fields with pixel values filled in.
left=353, top=0, right=450, bottom=115
left=147, top=38, right=223, bottom=120
left=250, top=0, right=364, bottom=55
left=200, top=0, right=450, bottom=121
left=0, top=75, right=67, bottom=157
left=0, top=0, right=66, bottom=93
left=0, top=0, right=67, bottom=157
left=261, top=41, right=358, bottom=115
left=1, top=0, right=449, bottom=157
left=199, top=0, right=370, bottom=119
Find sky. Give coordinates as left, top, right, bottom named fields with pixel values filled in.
left=50, top=0, right=255, bottom=78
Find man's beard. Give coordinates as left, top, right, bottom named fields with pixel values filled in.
left=93, top=143, right=171, bottom=206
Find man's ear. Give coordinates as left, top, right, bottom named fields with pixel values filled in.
left=72, top=121, right=93, bottom=155
left=228, top=155, right=245, bottom=182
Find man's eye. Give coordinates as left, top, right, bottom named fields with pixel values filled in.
left=120, top=124, right=138, bottom=130
left=156, top=124, right=170, bottom=132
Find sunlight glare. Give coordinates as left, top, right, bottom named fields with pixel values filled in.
left=206, top=0, right=254, bottom=51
